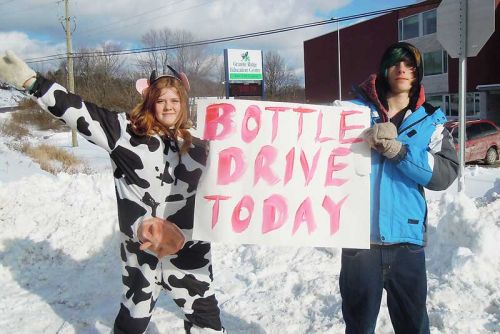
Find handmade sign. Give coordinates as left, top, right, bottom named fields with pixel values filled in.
left=193, top=100, right=371, bottom=248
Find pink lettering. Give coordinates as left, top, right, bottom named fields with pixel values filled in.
left=340, top=110, right=364, bottom=144
left=254, top=145, right=280, bottom=186
left=294, top=107, right=316, bottom=141
left=300, top=148, right=321, bottom=186
left=241, top=105, right=261, bottom=143
left=217, top=147, right=246, bottom=185
left=272, top=111, right=279, bottom=143
left=232, top=195, right=254, bottom=233
left=315, top=111, right=333, bottom=143
left=265, top=107, right=292, bottom=112
left=322, top=195, right=348, bottom=235
left=204, top=195, right=231, bottom=228
left=293, top=106, right=317, bottom=114
left=297, top=113, right=304, bottom=141
left=284, top=147, right=295, bottom=185
left=203, top=103, right=236, bottom=140
left=325, top=147, right=351, bottom=187
left=292, top=197, right=317, bottom=235
left=266, top=106, right=291, bottom=143
left=262, top=194, right=288, bottom=234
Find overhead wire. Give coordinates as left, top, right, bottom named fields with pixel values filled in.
left=25, top=0, right=216, bottom=64
left=81, top=0, right=219, bottom=38
left=1, top=0, right=58, bottom=14
left=79, top=0, right=185, bottom=36
left=24, top=1, right=440, bottom=64
left=0, top=0, right=17, bottom=6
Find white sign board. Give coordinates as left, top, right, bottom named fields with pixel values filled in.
left=227, top=49, right=263, bottom=81
left=437, top=0, right=495, bottom=58
left=193, top=100, right=371, bottom=248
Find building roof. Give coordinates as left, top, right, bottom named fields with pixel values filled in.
left=476, top=84, right=500, bottom=91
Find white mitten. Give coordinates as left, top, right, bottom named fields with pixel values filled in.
left=0, top=50, right=36, bottom=90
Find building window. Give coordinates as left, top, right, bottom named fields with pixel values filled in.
left=423, top=50, right=448, bottom=76
left=447, top=93, right=481, bottom=117
left=443, top=50, right=448, bottom=73
left=399, top=9, right=437, bottom=40
left=445, top=95, right=451, bottom=116
left=422, top=10, right=437, bottom=35
left=466, top=92, right=481, bottom=116
left=450, top=94, right=458, bottom=117
left=399, top=14, right=419, bottom=40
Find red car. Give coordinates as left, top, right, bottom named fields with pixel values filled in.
left=445, top=119, right=500, bottom=165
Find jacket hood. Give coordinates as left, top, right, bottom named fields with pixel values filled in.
left=357, top=73, right=426, bottom=122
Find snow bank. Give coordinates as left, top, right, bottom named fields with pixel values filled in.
left=0, top=122, right=498, bottom=333
left=426, top=193, right=500, bottom=333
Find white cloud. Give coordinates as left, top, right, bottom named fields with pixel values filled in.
left=0, top=32, right=66, bottom=72
left=0, top=0, right=353, bottom=81
left=0, top=32, right=64, bottom=56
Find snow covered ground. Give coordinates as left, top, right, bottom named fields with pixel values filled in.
left=0, top=105, right=499, bottom=333
left=0, top=87, right=25, bottom=108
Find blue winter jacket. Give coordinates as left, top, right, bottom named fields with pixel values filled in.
left=352, top=83, right=459, bottom=246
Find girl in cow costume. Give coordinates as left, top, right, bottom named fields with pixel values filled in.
left=0, top=51, right=225, bottom=334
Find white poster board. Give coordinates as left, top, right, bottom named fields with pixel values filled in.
left=193, top=100, right=371, bottom=248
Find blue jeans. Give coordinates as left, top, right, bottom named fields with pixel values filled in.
left=339, top=244, right=430, bottom=334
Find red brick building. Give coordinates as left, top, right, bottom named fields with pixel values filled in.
left=304, top=0, right=500, bottom=124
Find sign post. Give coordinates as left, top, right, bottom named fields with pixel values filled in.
left=437, top=0, right=495, bottom=192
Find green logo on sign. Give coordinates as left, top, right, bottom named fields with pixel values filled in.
left=241, top=51, right=250, bottom=62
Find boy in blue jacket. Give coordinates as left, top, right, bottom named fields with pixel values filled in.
left=339, top=42, right=458, bottom=333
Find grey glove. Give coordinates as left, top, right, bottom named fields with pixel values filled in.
left=0, top=50, right=36, bottom=90
left=363, top=122, right=403, bottom=159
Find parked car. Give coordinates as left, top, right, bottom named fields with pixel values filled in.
left=444, top=119, right=500, bottom=165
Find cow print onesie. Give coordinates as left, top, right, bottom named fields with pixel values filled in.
left=29, top=76, right=224, bottom=334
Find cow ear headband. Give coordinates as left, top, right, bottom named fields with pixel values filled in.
left=135, top=66, right=190, bottom=95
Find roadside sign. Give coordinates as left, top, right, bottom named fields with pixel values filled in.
left=437, top=0, right=496, bottom=192
left=437, top=0, right=495, bottom=58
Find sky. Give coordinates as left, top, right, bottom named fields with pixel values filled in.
left=0, top=0, right=419, bottom=82
left=0, top=89, right=499, bottom=333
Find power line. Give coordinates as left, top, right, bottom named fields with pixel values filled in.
left=81, top=0, right=219, bottom=39
left=25, top=1, right=439, bottom=64
left=0, top=0, right=16, bottom=6
left=78, top=0, right=184, bottom=36
left=1, top=0, right=58, bottom=14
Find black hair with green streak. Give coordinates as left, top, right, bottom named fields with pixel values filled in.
left=375, top=42, right=423, bottom=113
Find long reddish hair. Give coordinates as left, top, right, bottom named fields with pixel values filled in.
left=129, top=76, right=192, bottom=153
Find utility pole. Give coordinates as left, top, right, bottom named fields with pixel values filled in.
left=64, top=0, right=78, bottom=147
left=337, top=18, right=342, bottom=101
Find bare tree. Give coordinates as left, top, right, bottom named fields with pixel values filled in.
left=136, top=28, right=219, bottom=97
left=53, top=43, right=137, bottom=112
left=70, top=43, right=125, bottom=107
left=264, top=50, right=302, bottom=101
left=215, top=55, right=226, bottom=98
left=136, top=28, right=173, bottom=75
left=74, top=42, right=124, bottom=80
left=170, top=30, right=216, bottom=81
